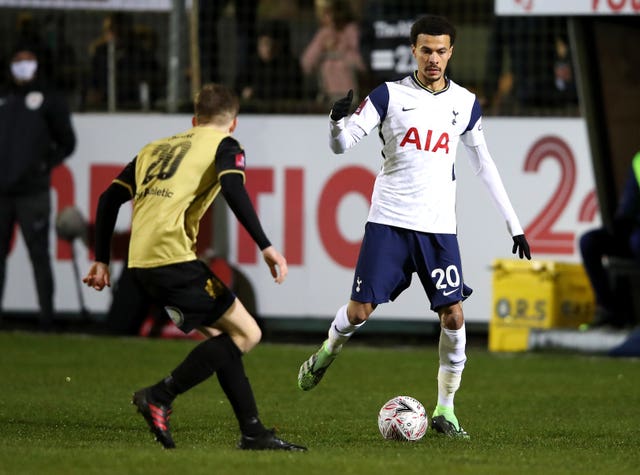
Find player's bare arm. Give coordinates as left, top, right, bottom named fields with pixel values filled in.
left=262, top=245, right=288, bottom=284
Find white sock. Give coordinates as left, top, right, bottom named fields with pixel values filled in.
left=437, top=324, right=467, bottom=408
left=325, top=304, right=364, bottom=353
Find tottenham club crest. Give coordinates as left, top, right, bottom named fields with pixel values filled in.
left=451, top=109, right=459, bottom=125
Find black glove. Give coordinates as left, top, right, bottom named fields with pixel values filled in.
left=330, top=89, right=354, bottom=121
left=512, top=234, right=531, bottom=260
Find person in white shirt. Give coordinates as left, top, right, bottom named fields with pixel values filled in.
left=297, top=14, right=531, bottom=439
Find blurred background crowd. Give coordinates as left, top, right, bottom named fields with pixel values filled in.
left=0, top=0, right=579, bottom=117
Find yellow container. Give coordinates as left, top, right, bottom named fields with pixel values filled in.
left=489, top=259, right=595, bottom=352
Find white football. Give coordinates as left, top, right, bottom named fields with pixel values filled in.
left=378, top=395, right=428, bottom=441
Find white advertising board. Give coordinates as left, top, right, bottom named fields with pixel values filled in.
left=2, top=114, right=597, bottom=323
left=495, top=0, right=640, bottom=15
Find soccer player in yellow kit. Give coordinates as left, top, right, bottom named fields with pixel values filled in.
left=83, top=83, right=306, bottom=451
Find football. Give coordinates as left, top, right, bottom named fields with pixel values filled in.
left=377, top=395, right=428, bottom=441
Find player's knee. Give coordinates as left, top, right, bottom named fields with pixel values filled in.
left=347, top=302, right=374, bottom=325
left=350, top=314, right=367, bottom=325
left=438, top=303, right=464, bottom=330
left=241, top=325, right=262, bottom=353
left=227, top=321, right=262, bottom=353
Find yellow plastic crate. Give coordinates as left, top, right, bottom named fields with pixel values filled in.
left=489, top=259, right=595, bottom=352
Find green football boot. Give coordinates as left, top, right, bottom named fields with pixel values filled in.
left=431, top=404, right=470, bottom=439
left=297, top=340, right=338, bottom=391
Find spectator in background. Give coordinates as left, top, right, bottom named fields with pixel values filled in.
left=132, top=23, right=164, bottom=110
left=301, top=0, right=366, bottom=106
left=199, top=0, right=258, bottom=89
left=42, top=13, right=79, bottom=107
left=551, top=34, right=578, bottom=107
left=238, top=20, right=303, bottom=108
left=580, top=157, right=640, bottom=329
left=483, top=16, right=575, bottom=115
left=12, top=13, right=55, bottom=83
left=85, top=12, right=161, bottom=110
left=0, top=42, right=76, bottom=331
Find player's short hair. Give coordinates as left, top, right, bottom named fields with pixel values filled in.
left=194, top=83, right=239, bottom=126
left=410, top=15, right=456, bottom=46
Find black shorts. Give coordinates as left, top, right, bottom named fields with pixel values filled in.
left=131, top=260, right=236, bottom=333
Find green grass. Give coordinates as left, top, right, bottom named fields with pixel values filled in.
left=0, top=332, right=639, bottom=475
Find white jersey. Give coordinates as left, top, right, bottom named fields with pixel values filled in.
left=329, top=73, right=523, bottom=236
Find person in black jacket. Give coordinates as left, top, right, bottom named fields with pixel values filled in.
left=0, top=42, right=76, bottom=331
left=237, top=20, right=304, bottom=109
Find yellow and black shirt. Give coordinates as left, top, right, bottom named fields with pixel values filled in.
left=94, top=125, right=270, bottom=268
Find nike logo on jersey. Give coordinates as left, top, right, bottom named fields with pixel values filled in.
left=402, top=106, right=416, bottom=111
left=443, top=288, right=458, bottom=296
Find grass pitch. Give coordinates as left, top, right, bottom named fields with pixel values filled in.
left=0, top=331, right=639, bottom=475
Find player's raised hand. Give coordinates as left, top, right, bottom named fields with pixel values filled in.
left=82, top=261, right=111, bottom=290
left=330, top=89, right=354, bottom=121
left=512, top=234, right=531, bottom=260
left=261, top=245, right=288, bottom=284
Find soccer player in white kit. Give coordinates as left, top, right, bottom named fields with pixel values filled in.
left=297, top=15, right=531, bottom=438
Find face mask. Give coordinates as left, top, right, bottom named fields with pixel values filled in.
left=11, top=60, right=38, bottom=82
